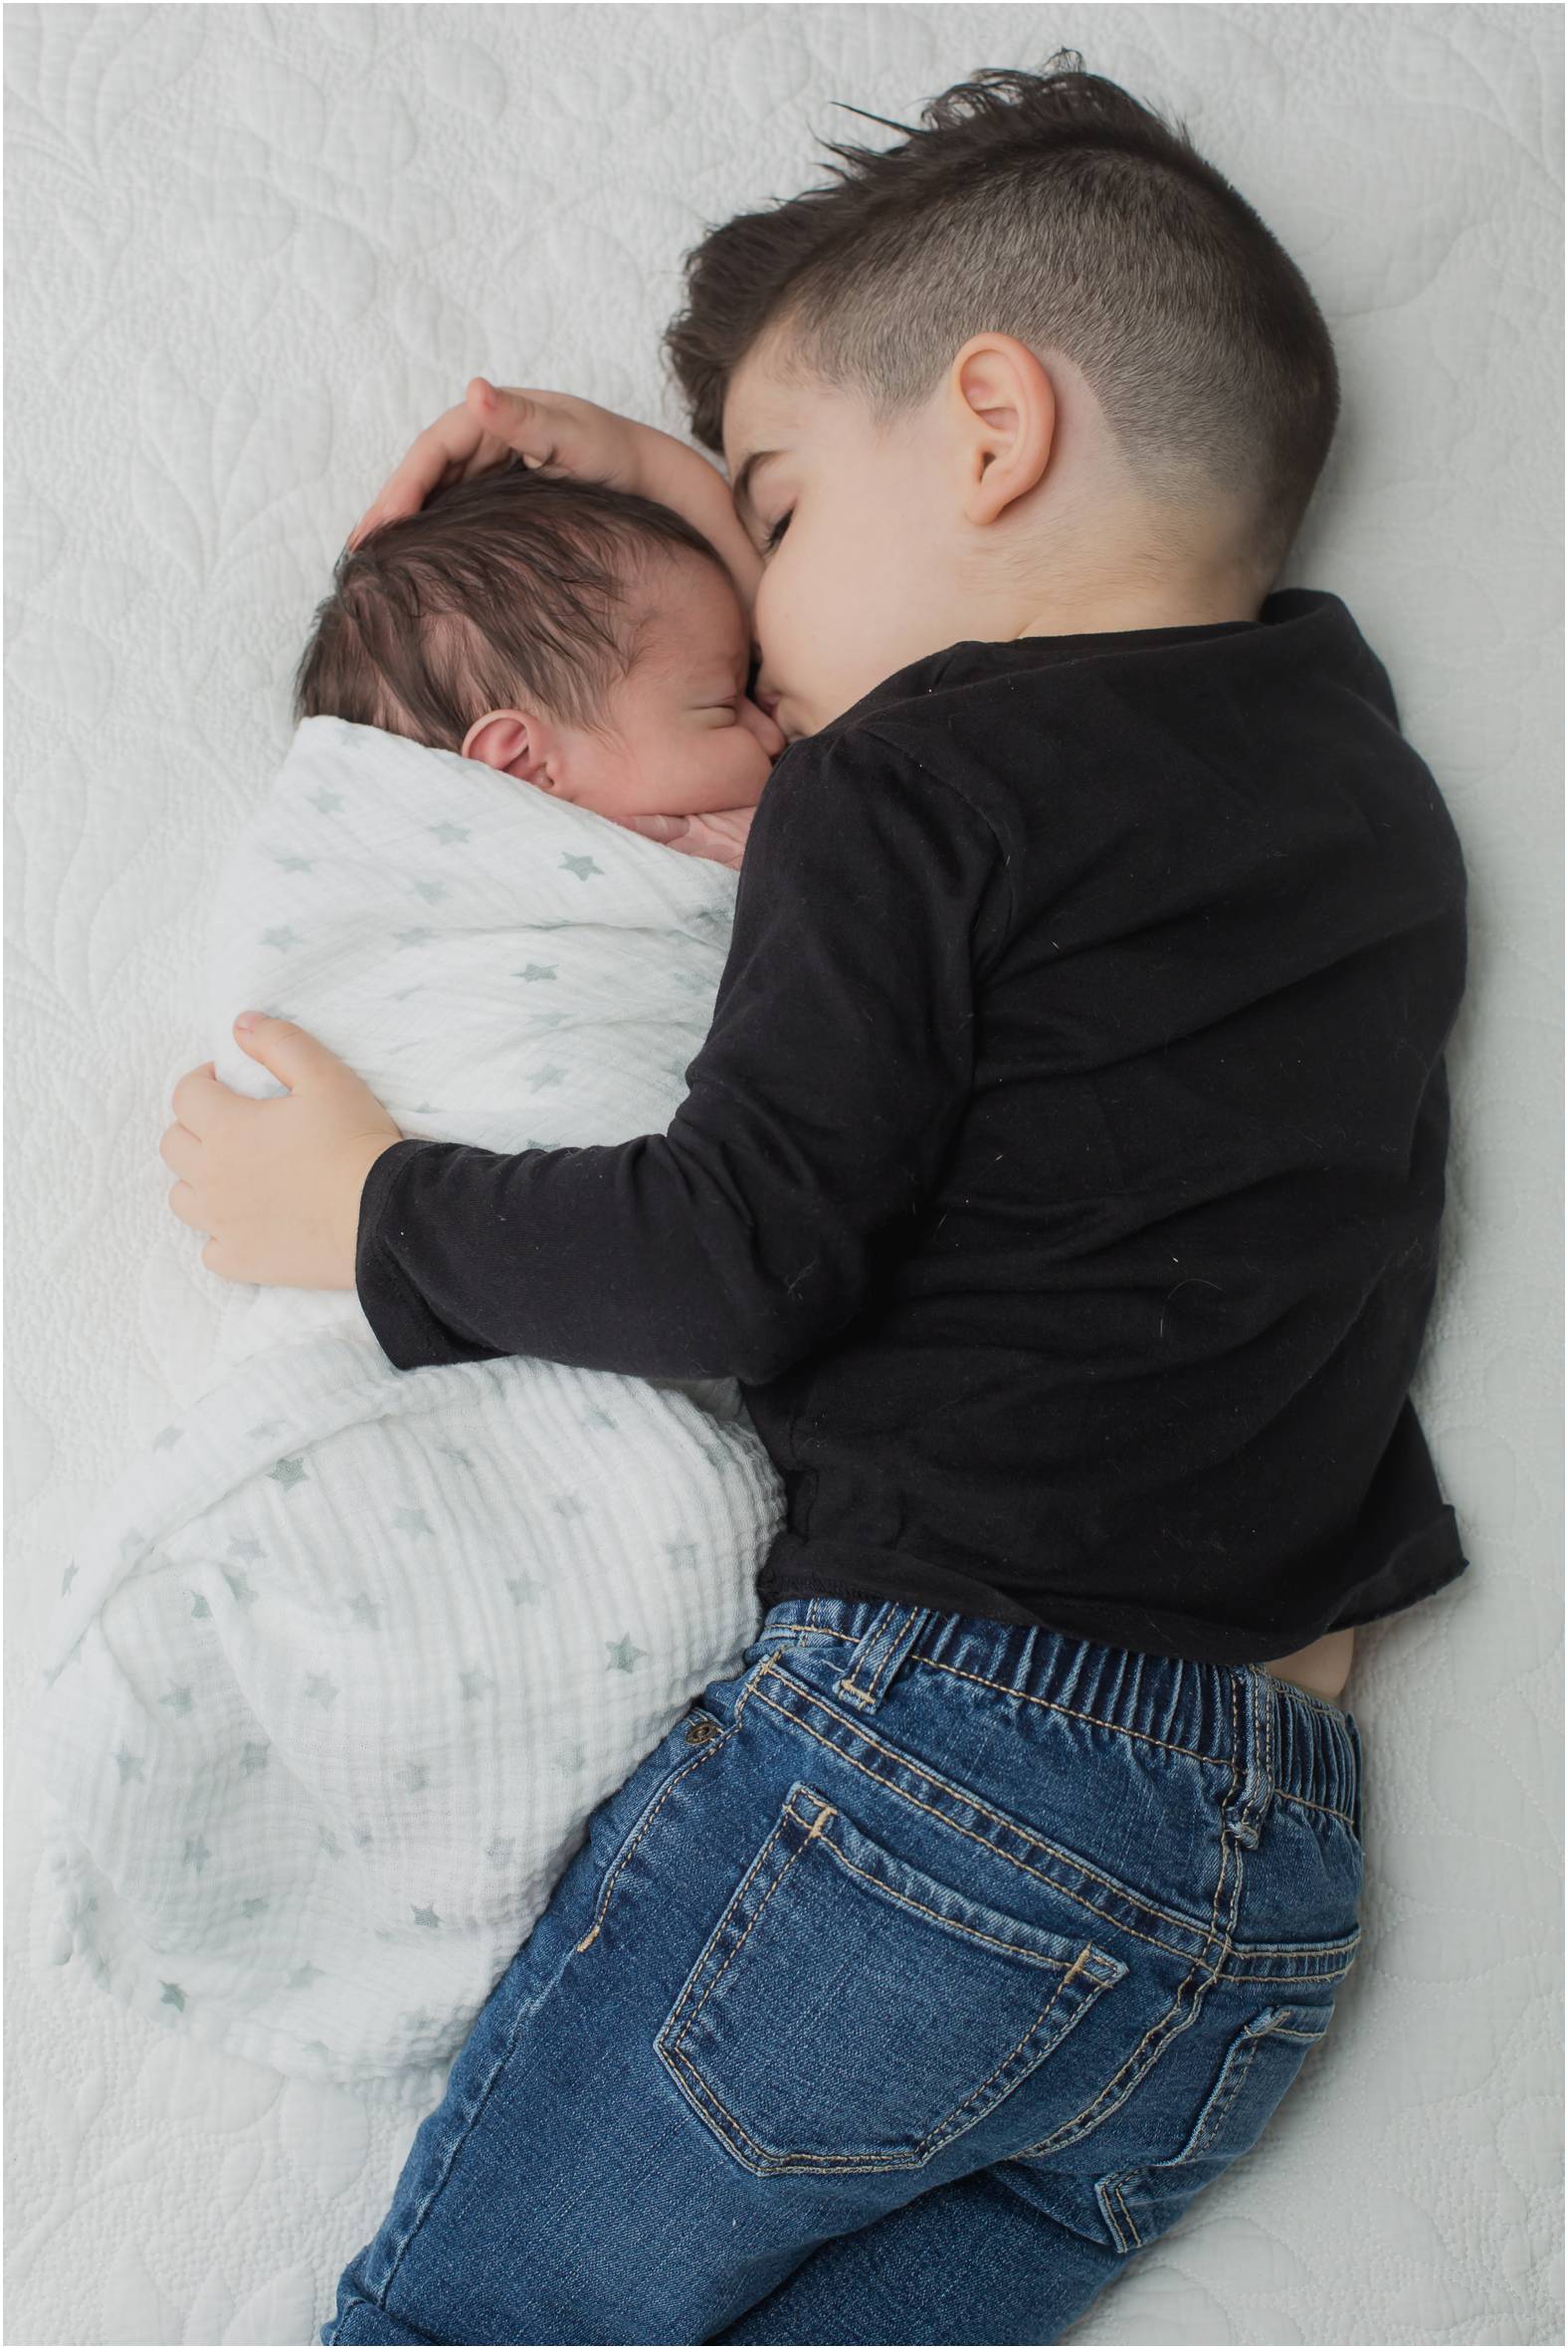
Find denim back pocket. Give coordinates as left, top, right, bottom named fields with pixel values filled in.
left=1095, top=2002, right=1336, bottom=2251
left=655, top=1781, right=1126, bottom=2177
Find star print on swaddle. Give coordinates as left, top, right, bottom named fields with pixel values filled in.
left=25, top=717, right=783, bottom=2102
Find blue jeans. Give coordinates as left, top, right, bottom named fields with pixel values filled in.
left=321, top=1595, right=1364, bottom=2345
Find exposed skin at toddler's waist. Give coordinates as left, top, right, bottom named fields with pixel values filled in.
left=1261, top=1626, right=1356, bottom=1706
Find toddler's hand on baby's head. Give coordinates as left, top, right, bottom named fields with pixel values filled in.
left=350, top=382, right=647, bottom=546
left=612, top=807, right=756, bottom=875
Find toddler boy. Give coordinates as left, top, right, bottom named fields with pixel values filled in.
left=170, top=59, right=1468, bottom=2347
left=343, top=71, right=1467, bottom=1688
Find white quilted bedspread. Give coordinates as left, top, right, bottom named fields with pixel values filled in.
left=5, top=6, right=1561, bottom=2344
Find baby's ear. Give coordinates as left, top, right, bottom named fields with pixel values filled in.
left=461, top=708, right=556, bottom=789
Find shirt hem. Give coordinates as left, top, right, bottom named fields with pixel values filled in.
left=755, top=1517, right=1471, bottom=1667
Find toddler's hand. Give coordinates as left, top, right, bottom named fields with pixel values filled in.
left=160, top=1017, right=404, bottom=1288
left=613, top=806, right=757, bottom=874
left=350, top=380, right=646, bottom=545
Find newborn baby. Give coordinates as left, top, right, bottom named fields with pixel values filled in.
left=27, top=465, right=790, bottom=2096
left=294, top=464, right=785, bottom=866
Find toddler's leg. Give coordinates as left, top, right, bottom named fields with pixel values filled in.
left=707, top=1625, right=1366, bottom=2347
left=320, top=1642, right=815, bottom=2345
left=322, top=1596, right=1363, bottom=2348
left=710, top=2165, right=1130, bottom=2345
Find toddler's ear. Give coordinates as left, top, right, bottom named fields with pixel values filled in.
left=951, top=334, right=1057, bottom=528
left=461, top=708, right=556, bottom=791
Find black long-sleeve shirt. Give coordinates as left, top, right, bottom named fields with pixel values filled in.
left=355, top=588, right=1470, bottom=1664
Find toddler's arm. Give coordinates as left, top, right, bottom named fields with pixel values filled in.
left=354, top=380, right=762, bottom=617
left=354, top=731, right=1009, bottom=1383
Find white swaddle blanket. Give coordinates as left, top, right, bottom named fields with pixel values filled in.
left=25, top=715, right=782, bottom=2104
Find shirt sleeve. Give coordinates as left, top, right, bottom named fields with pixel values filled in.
left=354, top=727, right=1010, bottom=1381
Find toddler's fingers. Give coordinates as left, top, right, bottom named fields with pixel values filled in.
left=465, top=382, right=618, bottom=484
left=166, top=1178, right=202, bottom=1230
left=350, top=405, right=489, bottom=545
left=158, top=1120, right=200, bottom=1176
left=466, top=379, right=560, bottom=470
left=348, top=465, right=439, bottom=547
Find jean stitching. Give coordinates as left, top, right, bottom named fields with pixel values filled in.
left=1186, top=2033, right=1266, bottom=2161
left=754, top=1660, right=1359, bottom=1989
left=664, top=1897, right=1107, bottom=2176
left=1108, top=2175, right=1142, bottom=2251
left=573, top=1736, right=729, bottom=1954
left=748, top=1663, right=1224, bottom=1967
left=1036, top=1731, right=1257, bottom=2205
left=1022, top=1962, right=1212, bottom=2162
left=1264, top=1670, right=1275, bottom=1826
left=931, top=1964, right=1088, bottom=2152
left=573, top=1663, right=767, bottom=1952
left=328, top=2288, right=439, bottom=2345
left=370, top=1669, right=773, bottom=2302
left=1061, top=1738, right=1268, bottom=2227
left=774, top=1636, right=1358, bottom=1830
left=842, top=1612, right=890, bottom=1694
left=1005, top=1694, right=1253, bottom=2173
left=1104, top=2002, right=1321, bottom=2241
left=1022, top=1726, right=1241, bottom=2162
left=818, top=1838, right=1102, bottom=1969
left=667, top=1805, right=805, bottom=2059
left=1211, top=1687, right=1257, bottom=1965
left=835, top=1604, right=901, bottom=1706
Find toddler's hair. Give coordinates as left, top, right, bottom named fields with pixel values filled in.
left=665, top=55, right=1338, bottom=580
left=294, top=466, right=724, bottom=747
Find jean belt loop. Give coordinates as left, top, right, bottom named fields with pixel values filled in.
left=1222, top=1665, right=1276, bottom=1850
left=1344, top=1710, right=1365, bottom=1844
left=833, top=1603, right=932, bottom=1713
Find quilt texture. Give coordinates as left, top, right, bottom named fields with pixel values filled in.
left=6, top=6, right=1560, bottom=2344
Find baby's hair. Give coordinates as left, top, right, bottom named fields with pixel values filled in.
left=664, top=55, right=1339, bottom=582
left=294, top=466, right=726, bottom=747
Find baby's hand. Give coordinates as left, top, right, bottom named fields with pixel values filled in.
left=613, top=807, right=757, bottom=875
left=350, top=381, right=646, bottom=545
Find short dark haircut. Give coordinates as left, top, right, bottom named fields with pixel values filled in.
left=294, top=465, right=726, bottom=746
left=664, top=56, right=1339, bottom=579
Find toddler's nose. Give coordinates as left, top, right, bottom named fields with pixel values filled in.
left=743, top=693, right=788, bottom=759
left=747, top=649, right=781, bottom=720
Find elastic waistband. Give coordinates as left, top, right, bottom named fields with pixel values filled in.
left=755, top=1596, right=1362, bottom=1832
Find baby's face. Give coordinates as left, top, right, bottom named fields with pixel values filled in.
left=556, top=555, right=784, bottom=822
